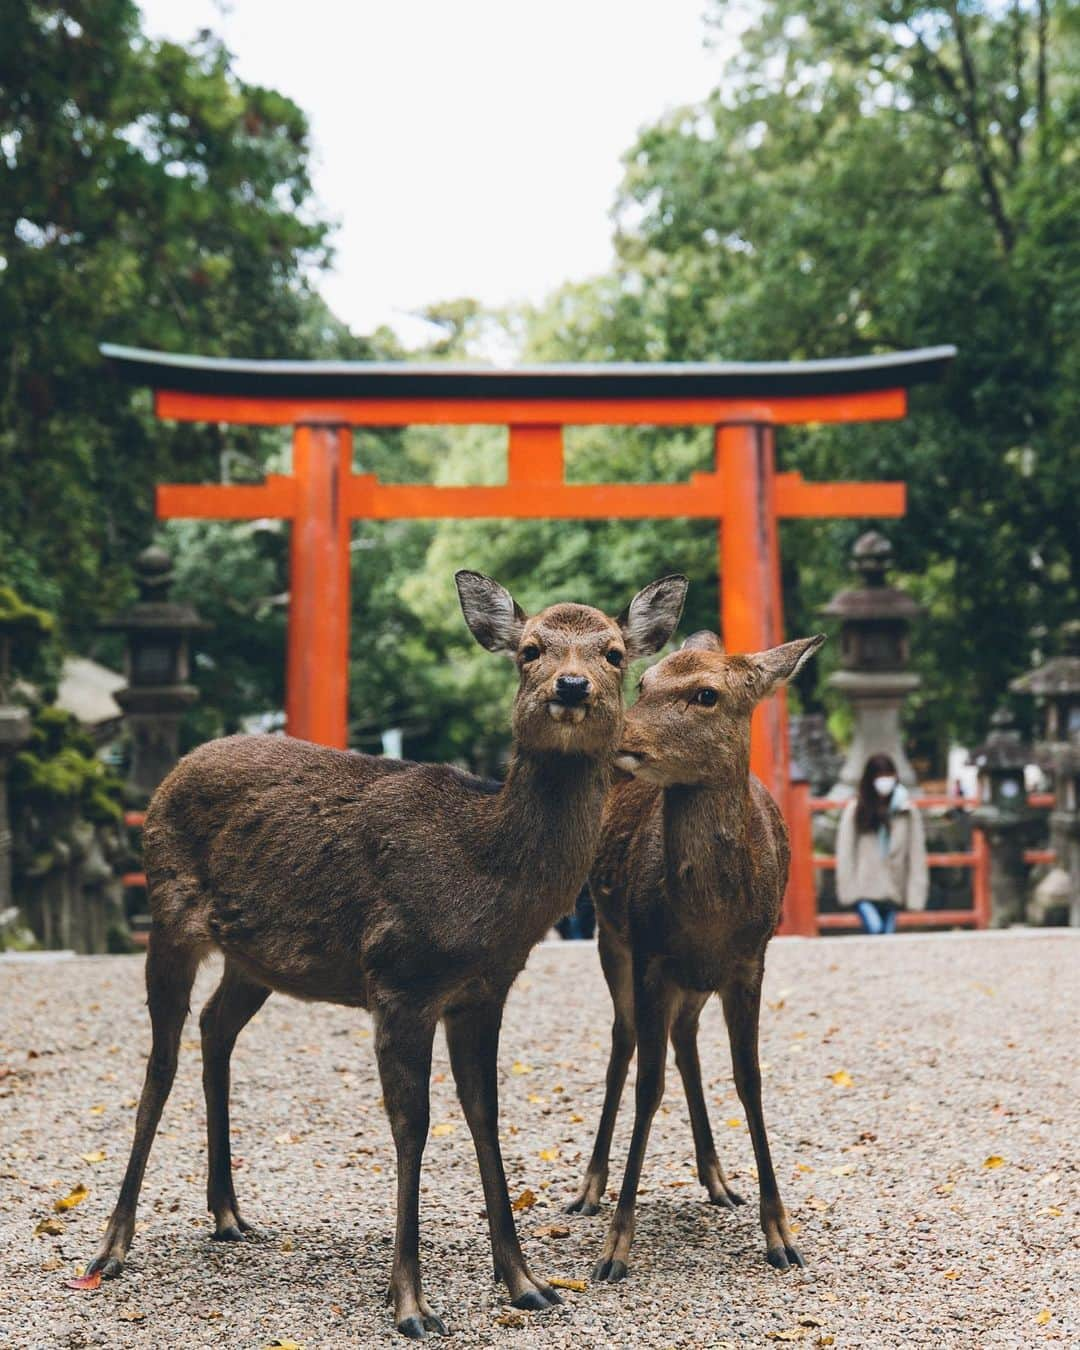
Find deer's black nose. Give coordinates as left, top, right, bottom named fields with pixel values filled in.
left=555, top=675, right=591, bottom=706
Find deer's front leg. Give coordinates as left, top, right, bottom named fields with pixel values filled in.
left=722, top=975, right=804, bottom=1271
left=444, top=1002, right=562, bottom=1312
left=592, top=964, right=675, bottom=1283
left=373, top=1000, right=446, bottom=1340
left=671, top=994, right=744, bottom=1210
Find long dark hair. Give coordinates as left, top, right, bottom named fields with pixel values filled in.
left=855, top=753, right=899, bottom=833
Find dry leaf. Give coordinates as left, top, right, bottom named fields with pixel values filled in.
left=539, top=1148, right=559, bottom=1162
left=569, top=1113, right=583, bottom=1124
left=936, top=1182, right=955, bottom=1195
left=817, top=1338, right=835, bottom=1347
left=54, top=1183, right=89, bottom=1212
left=280, top=1237, right=295, bottom=1253
left=943, top=1269, right=960, bottom=1280
left=532, top=1224, right=570, bottom=1239
left=828, top=1070, right=853, bottom=1088
left=495, top=1310, right=528, bottom=1328
left=34, top=1217, right=65, bottom=1237
left=431, top=1123, right=456, bottom=1138
left=527, top=1094, right=546, bottom=1105
left=726, top=1117, right=743, bottom=1128
left=41, top=1257, right=62, bottom=1272
left=982, top=1155, right=1006, bottom=1170
left=549, top=1277, right=587, bottom=1292
left=89, top=1105, right=105, bottom=1116
left=1036, top=1309, right=1051, bottom=1325
left=80, top=1150, right=106, bottom=1165
left=511, top=1062, right=531, bottom=1075
left=511, top=1188, right=538, bottom=1212
left=1040, top=1206, right=1063, bottom=1218
left=66, top=1271, right=102, bottom=1290
left=118, top=1308, right=146, bottom=1322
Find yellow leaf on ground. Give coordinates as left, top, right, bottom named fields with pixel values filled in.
left=570, top=1113, right=583, bottom=1123
left=54, top=1184, right=89, bottom=1212
left=1036, top=1309, right=1051, bottom=1325
left=726, top=1118, right=743, bottom=1128
left=34, top=1217, right=65, bottom=1237
left=527, top=1094, right=545, bottom=1105
left=532, top=1224, right=570, bottom=1239
left=80, top=1151, right=106, bottom=1165
left=549, top=1277, right=587, bottom=1292
left=89, top=1105, right=105, bottom=1116
left=1040, top=1206, right=1063, bottom=1218
left=511, top=1188, right=538, bottom=1212
left=943, top=1270, right=960, bottom=1280
left=936, top=1182, right=955, bottom=1195
left=982, top=1155, right=1006, bottom=1170
left=495, top=1310, right=528, bottom=1328
left=539, top=1148, right=559, bottom=1162
left=118, top=1308, right=146, bottom=1322
left=828, top=1071, right=853, bottom=1088
left=511, top=1062, right=531, bottom=1075
left=431, top=1123, right=456, bottom=1138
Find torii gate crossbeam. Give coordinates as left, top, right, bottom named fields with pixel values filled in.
left=102, top=344, right=954, bottom=851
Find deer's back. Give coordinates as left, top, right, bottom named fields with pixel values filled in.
left=142, top=735, right=509, bottom=1005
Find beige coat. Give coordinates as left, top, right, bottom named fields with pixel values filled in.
left=835, top=795, right=928, bottom=911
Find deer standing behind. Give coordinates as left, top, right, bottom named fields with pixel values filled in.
left=567, top=629, right=826, bottom=1282
left=83, top=570, right=687, bottom=1339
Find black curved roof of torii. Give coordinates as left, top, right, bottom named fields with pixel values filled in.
left=100, top=343, right=956, bottom=400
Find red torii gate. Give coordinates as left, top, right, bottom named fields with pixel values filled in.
left=103, top=343, right=953, bottom=832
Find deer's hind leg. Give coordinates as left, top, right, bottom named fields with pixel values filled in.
left=199, top=960, right=271, bottom=1240
left=566, top=926, right=635, bottom=1216
left=87, top=926, right=200, bottom=1278
left=671, top=993, right=745, bottom=1210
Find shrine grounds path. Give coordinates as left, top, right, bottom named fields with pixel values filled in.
left=2, top=931, right=1076, bottom=1349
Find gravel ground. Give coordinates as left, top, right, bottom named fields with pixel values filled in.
left=1, top=931, right=1076, bottom=1349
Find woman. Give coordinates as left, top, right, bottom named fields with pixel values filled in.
left=836, top=753, right=928, bottom=933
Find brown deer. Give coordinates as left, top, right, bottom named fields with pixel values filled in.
left=82, top=570, right=687, bottom=1339
left=566, top=628, right=826, bottom=1282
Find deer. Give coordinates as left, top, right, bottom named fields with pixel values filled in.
left=566, top=628, right=826, bottom=1283
left=80, top=569, right=688, bottom=1340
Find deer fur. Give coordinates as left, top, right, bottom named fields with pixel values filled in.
left=567, top=628, right=826, bottom=1282
left=85, top=570, right=687, bottom=1339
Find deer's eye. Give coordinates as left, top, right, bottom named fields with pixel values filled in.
left=605, top=649, right=624, bottom=668
left=695, top=687, right=718, bottom=707
left=520, top=644, right=540, bottom=663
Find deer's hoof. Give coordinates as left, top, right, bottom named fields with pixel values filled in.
left=591, top=1257, right=628, bottom=1283
left=766, top=1243, right=805, bottom=1271
left=85, top=1255, right=124, bottom=1280
left=566, top=1197, right=600, bottom=1216
left=511, top=1285, right=562, bottom=1311
left=211, top=1224, right=248, bottom=1243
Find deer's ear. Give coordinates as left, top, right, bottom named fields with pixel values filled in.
left=455, top=571, right=527, bottom=653
left=749, top=633, right=827, bottom=698
left=682, top=630, right=724, bottom=652
left=619, top=575, right=688, bottom=660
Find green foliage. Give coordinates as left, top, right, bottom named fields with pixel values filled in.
left=11, top=705, right=123, bottom=822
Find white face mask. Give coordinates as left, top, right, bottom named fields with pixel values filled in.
left=873, top=775, right=897, bottom=798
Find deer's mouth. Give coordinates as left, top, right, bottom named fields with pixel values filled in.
left=547, top=700, right=588, bottom=725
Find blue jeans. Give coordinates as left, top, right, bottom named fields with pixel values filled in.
left=855, top=900, right=898, bottom=935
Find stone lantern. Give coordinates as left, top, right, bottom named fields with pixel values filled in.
left=0, top=589, right=50, bottom=919
left=821, top=530, right=922, bottom=798
left=969, top=706, right=1036, bottom=926
left=101, top=547, right=209, bottom=802
left=1011, top=620, right=1080, bottom=925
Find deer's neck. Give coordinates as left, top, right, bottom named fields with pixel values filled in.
left=486, top=748, right=609, bottom=927
left=663, top=765, right=752, bottom=909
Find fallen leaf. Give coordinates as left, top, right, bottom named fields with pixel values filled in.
left=118, top=1308, right=146, bottom=1322
left=35, top=1217, right=65, bottom=1237
left=511, top=1062, right=532, bottom=1075
left=982, top=1155, right=1006, bottom=1170
left=1036, top=1309, right=1051, bottom=1325
left=538, top=1148, right=559, bottom=1162
left=54, top=1183, right=89, bottom=1212
left=265, top=1341, right=303, bottom=1349
left=66, top=1271, right=102, bottom=1291
left=495, top=1310, right=528, bottom=1328
left=817, top=1338, right=835, bottom=1347
left=511, top=1188, right=538, bottom=1212
left=726, top=1117, right=743, bottom=1128
left=943, top=1269, right=960, bottom=1280
left=532, top=1224, right=569, bottom=1239
left=827, top=1071, right=853, bottom=1088
left=527, top=1093, right=546, bottom=1104
left=431, top=1123, right=456, bottom=1138
left=280, top=1237, right=294, bottom=1253
left=548, top=1277, right=587, bottom=1292
left=569, top=1112, right=583, bottom=1124
left=80, top=1150, right=106, bottom=1165
left=89, top=1105, right=105, bottom=1116
left=41, top=1257, right=62, bottom=1272
left=796, top=1163, right=814, bottom=1174
left=936, top=1182, right=955, bottom=1195
left=1040, top=1206, right=1063, bottom=1218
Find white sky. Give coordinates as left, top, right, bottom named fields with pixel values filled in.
left=137, top=1, right=730, bottom=345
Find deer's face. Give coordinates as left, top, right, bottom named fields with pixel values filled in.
left=456, top=572, right=688, bottom=758
left=616, top=631, right=826, bottom=787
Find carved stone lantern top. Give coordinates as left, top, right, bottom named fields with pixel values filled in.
left=971, top=706, right=1030, bottom=772
left=821, top=531, right=922, bottom=625
left=1010, top=620, right=1080, bottom=747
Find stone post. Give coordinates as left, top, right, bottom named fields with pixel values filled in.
left=969, top=707, right=1036, bottom=927
left=1011, top=621, right=1080, bottom=925
left=821, top=531, right=923, bottom=798
left=101, top=547, right=209, bottom=803
left=0, top=703, right=30, bottom=923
